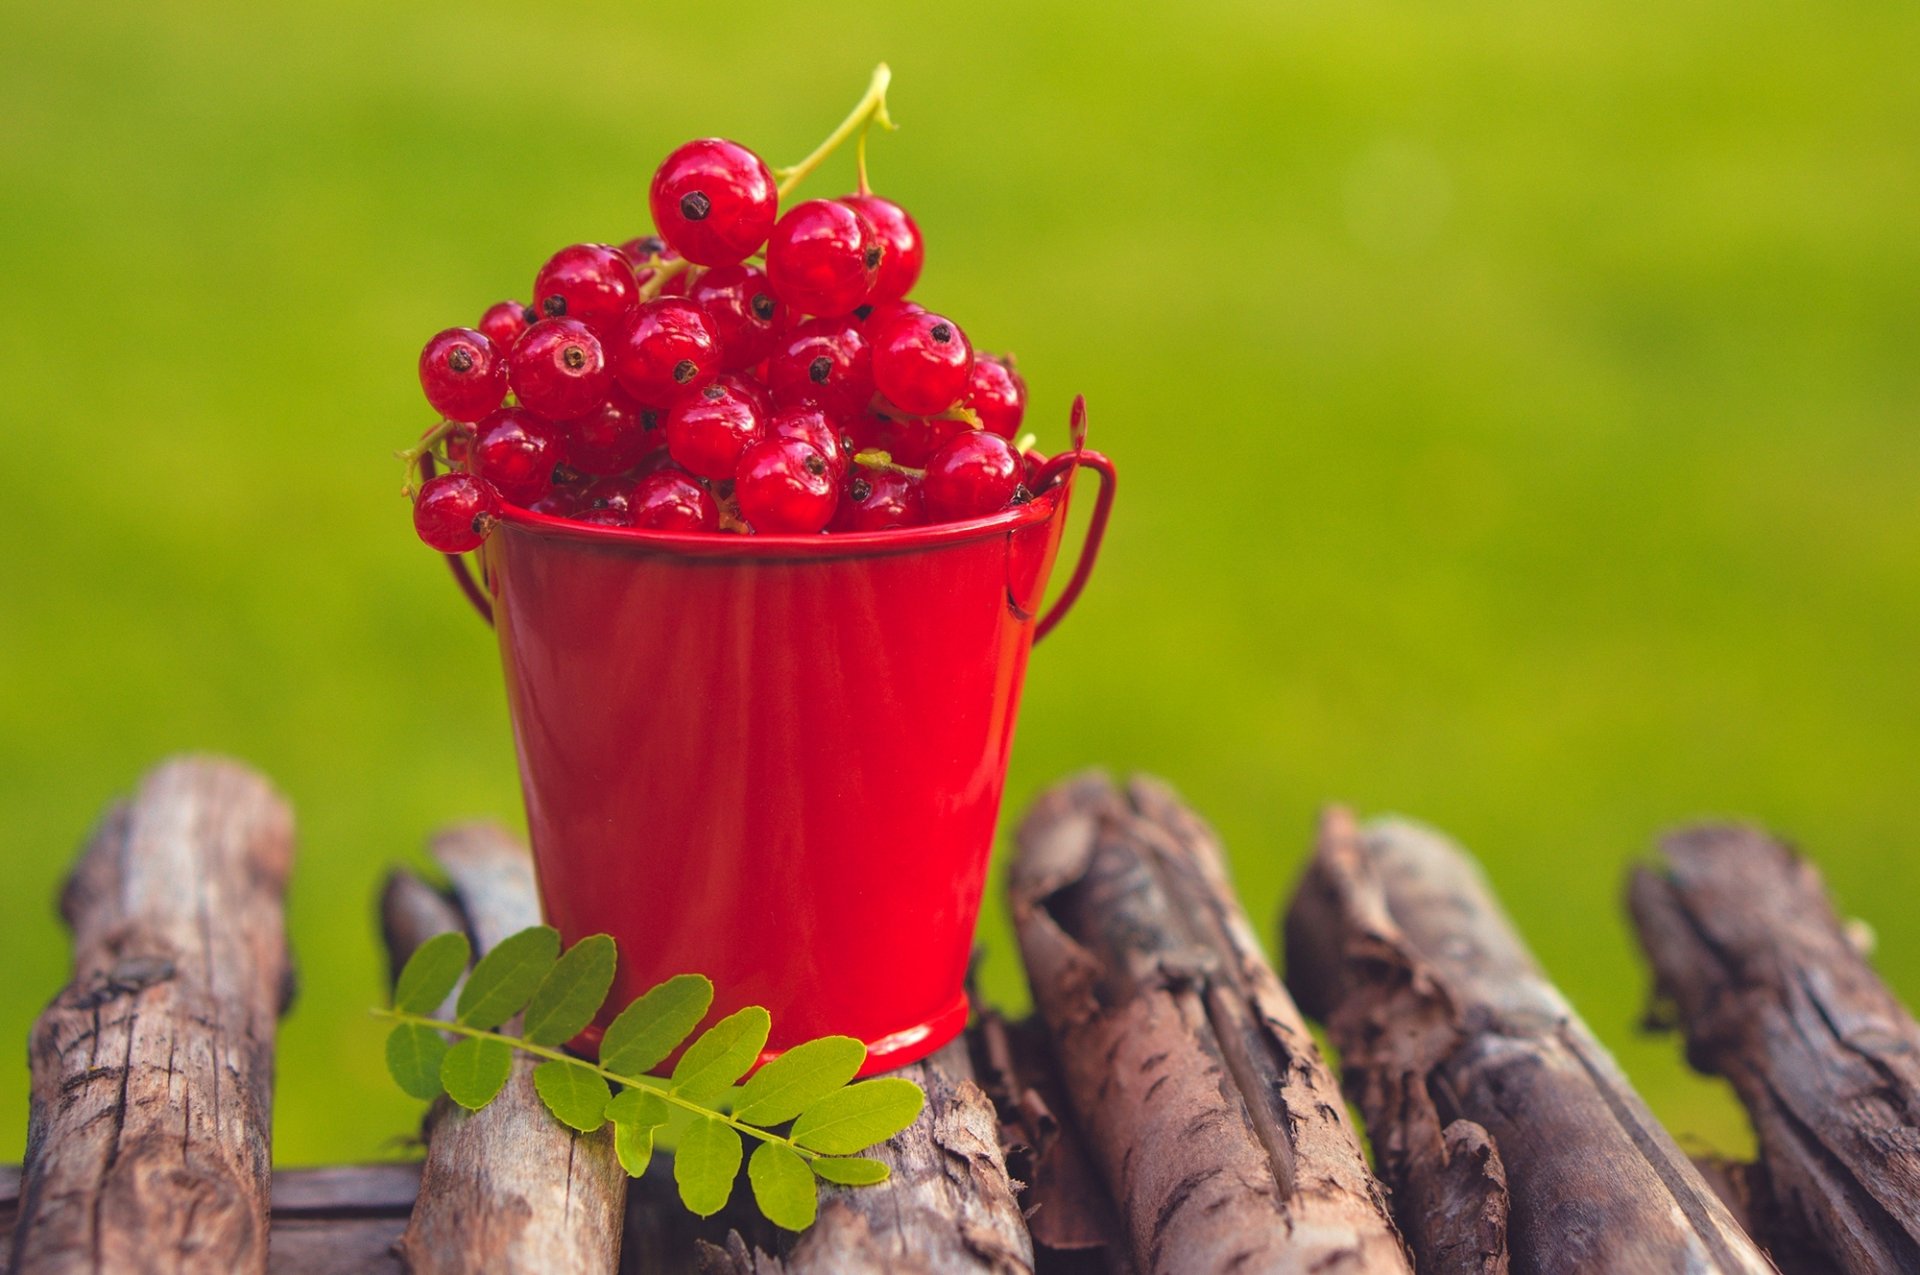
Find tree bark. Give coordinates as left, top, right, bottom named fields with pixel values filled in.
left=10, top=757, right=296, bottom=1275
left=385, top=824, right=627, bottom=1275
left=1629, top=823, right=1920, bottom=1274
left=1285, top=807, right=1775, bottom=1275
left=1009, top=773, right=1410, bottom=1275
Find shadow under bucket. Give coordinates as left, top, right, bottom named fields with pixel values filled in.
left=446, top=433, right=1115, bottom=1076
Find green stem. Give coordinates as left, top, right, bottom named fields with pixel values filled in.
left=637, top=255, right=692, bottom=301
left=374, top=1008, right=816, bottom=1158
left=776, top=64, right=893, bottom=200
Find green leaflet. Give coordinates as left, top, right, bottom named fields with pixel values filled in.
left=675, top=1116, right=743, bottom=1217
left=440, top=1036, right=513, bottom=1110
left=748, top=1142, right=818, bottom=1231
left=810, top=1156, right=891, bottom=1186
left=533, top=1059, right=612, bottom=1132
left=456, top=926, right=560, bottom=1028
left=671, top=1006, right=772, bottom=1105
left=789, top=1078, right=925, bottom=1155
left=521, top=933, right=617, bottom=1046
left=385, top=1023, right=447, bottom=1100
left=392, top=931, right=470, bottom=1015
left=600, top=974, right=713, bottom=1076
left=733, top=1035, right=865, bottom=1126
left=604, top=1087, right=671, bottom=1130
left=614, top=1120, right=654, bottom=1178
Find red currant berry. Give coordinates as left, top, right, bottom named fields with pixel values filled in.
left=735, top=438, right=836, bottom=534
left=507, top=318, right=610, bottom=421
left=649, top=139, right=778, bottom=266
left=768, top=406, right=851, bottom=478
left=923, top=431, right=1022, bottom=522
left=478, top=301, right=533, bottom=353
left=611, top=298, right=720, bottom=408
left=528, top=486, right=580, bottom=519
left=830, top=467, right=926, bottom=532
left=630, top=469, right=719, bottom=532
left=867, top=413, right=968, bottom=467
left=471, top=407, right=569, bottom=507
left=564, top=390, right=661, bottom=474
left=839, top=195, right=923, bottom=302
left=767, top=317, right=872, bottom=417
left=966, top=355, right=1026, bottom=440
left=688, top=264, right=788, bottom=371
left=665, top=378, right=765, bottom=479
left=578, top=474, right=637, bottom=516
left=870, top=309, right=973, bottom=416
left=618, top=234, right=668, bottom=269
left=720, top=370, right=772, bottom=421
left=419, top=327, right=506, bottom=422
left=532, top=243, right=639, bottom=334
left=413, top=471, right=500, bottom=552
left=765, top=199, right=881, bottom=317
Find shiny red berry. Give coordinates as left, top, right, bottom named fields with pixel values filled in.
left=839, top=195, right=923, bottom=302
left=688, top=264, right=788, bottom=371
left=768, top=317, right=872, bottom=417
left=665, top=378, right=765, bottom=479
left=870, top=310, right=973, bottom=416
left=866, top=413, right=968, bottom=467
left=478, top=301, right=533, bottom=353
left=528, top=486, right=580, bottom=519
left=765, top=199, right=880, bottom=317
left=966, top=356, right=1026, bottom=439
left=419, top=327, right=506, bottom=422
left=923, top=431, right=1022, bottom=522
left=611, top=298, right=721, bottom=408
left=578, top=474, right=637, bottom=517
left=649, top=139, right=778, bottom=266
left=564, top=391, right=660, bottom=475
left=471, top=407, right=569, bottom=506
left=413, top=471, right=500, bottom=552
left=768, top=406, right=851, bottom=478
left=533, top=243, right=639, bottom=334
left=631, top=469, right=719, bottom=532
left=735, top=438, right=836, bottom=534
left=507, top=319, right=610, bottom=421
left=618, top=234, right=668, bottom=268
left=830, top=467, right=926, bottom=532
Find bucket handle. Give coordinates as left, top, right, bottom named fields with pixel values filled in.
left=1029, top=447, right=1117, bottom=643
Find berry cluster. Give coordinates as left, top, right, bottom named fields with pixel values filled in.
left=407, top=68, right=1037, bottom=554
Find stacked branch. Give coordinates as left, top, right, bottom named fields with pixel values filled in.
left=1630, top=824, right=1920, bottom=1274
left=1285, top=808, right=1774, bottom=1275
left=1010, top=773, right=1410, bottom=1275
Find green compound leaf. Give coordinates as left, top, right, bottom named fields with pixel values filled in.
left=440, top=1036, right=513, bottom=1110
left=613, top=1120, right=655, bottom=1178
left=671, top=1006, right=772, bottom=1106
left=675, top=1116, right=743, bottom=1217
left=393, top=931, right=470, bottom=1015
left=385, top=1023, right=448, bottom=1100
left=600, top=974, right=714, bottom=1077
left=604, top=1086, right=671, bottom=1130
left=522, top=933, right=617, bottom=1046
left=810, top=1156, right=891, bottom=1186
left=533, top=1059, right=612, bottom=1132
left=748, top=1141, right=819, bottom=1231
left=790, top=1078, right=926, bottom=1155
left=456, top=926, right=561, bottom=1029
left=733, top=1036, right=866, bottom=1127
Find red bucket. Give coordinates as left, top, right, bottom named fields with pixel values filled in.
left=441, top=430, right=1115, bottom=1076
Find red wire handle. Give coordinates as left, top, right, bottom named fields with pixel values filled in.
left=1029, top=448, right=1117, bottom=644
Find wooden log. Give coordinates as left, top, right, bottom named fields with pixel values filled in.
left=1284, top=808, right=1775, bottom=1275
left=1629, top=824, right=1920, bottom=1274
left=384, top=824, right=628, bottom=1275
left=695, top=1037, right=1035, bottom=1275
left=1009, top=773, right=1410, bottom=1275
left=10, top=757, right=295, bottom=1275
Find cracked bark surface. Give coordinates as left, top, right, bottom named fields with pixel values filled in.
left=1285, top=808, right=1775, bottom=1275
left=1010, top=773, right=1409, bottom=1275
left=1630, top=824, right=1920, bottom=1274
left=10, top=757, right=296, bottom=1275
left=382, top=824, right=627, bottom=1275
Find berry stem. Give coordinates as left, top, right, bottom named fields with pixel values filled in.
left=776, top=64, right=894, bottom=201
left=396, top=420, right=460, bottom=492
left=637, top=255, right=693, bottom=300
left=852, top=448, right=927, bottom=479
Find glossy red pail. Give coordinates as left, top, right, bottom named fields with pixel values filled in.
left=442, top=441, right=1114, bottom=1075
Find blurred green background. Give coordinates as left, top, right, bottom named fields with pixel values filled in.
left=3, top=0, right=1917, bottom=1165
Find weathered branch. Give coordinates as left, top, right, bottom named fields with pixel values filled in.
left=1285, top=808, right=1774, bottom=1275
left=384, top=824, right=627, bottom=1275
left=1630, top=824, right=1920, bottom=1274
left=10, top=757, right=295, bottom=1275
left=1010, top=773, right=1410, bottom=1275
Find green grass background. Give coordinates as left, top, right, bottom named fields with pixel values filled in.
left=3, top=0, right=1916, bottom=1164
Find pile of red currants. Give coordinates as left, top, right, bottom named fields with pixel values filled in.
left=407, top=69, right=1041, bottom=553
